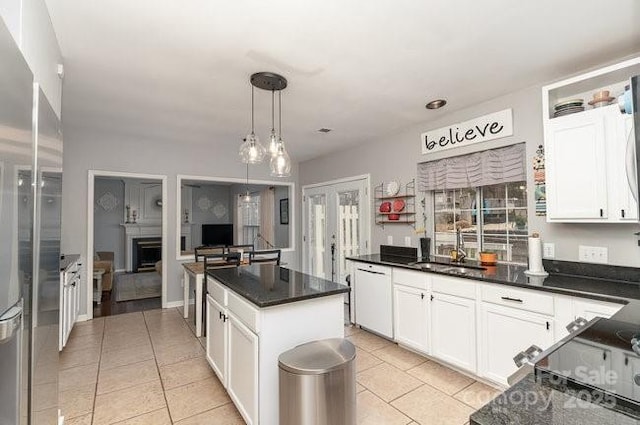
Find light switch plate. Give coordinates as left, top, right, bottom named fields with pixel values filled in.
left=387, top=235, right=393, bottom=245
left=578, top=245, right=608, bottom=264
left=543, top=243, right=555, bottom=259
left=404, top=236, right=412, bottom=246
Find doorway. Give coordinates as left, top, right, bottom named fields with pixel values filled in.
left=302, top=175, right=371, bottom=285
left=87, top=171, right=168, bottom=319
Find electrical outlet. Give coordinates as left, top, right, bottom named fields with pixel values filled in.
left=578, top=245, right=590, bottom=262
left=404, top=236, right=412, bottom=246
left=387, top=235, right=393, bottom=245
left=543, top=243, right=555, bottom=259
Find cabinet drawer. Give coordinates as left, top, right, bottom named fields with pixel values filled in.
left=481, top=284, right=554, bottom=316
left=432, top=275, right=476, bottom=299
left=393, top=268, right=428, bottom=290
left=207, top=277, right=227, bottom=306
left=228, top=291, right=260, bottom=333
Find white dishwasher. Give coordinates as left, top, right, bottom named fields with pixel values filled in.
left=354, top=263, right=393, bottom=338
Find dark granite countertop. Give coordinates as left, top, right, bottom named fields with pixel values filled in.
left=470, top=373, right=640, bottom=424
left=207, top=264, right=350, bottom=308
left=60, top=254, right=81, bottom=272
left=347, top=254, right=639, bottom=304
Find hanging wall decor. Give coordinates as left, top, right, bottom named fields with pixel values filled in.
left=533, top=144, right=546, bottom=216
left=97, top=191, right=119, bottom=211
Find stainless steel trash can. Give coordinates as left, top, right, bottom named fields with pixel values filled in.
left=279, top=338, right=356, bottom=425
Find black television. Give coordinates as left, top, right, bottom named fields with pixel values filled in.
left=201, top=224, right=234, bottom=246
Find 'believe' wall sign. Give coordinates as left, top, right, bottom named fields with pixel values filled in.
left=421, top=109, right=513, bottom=155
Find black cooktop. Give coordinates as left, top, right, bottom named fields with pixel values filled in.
left=535, top=318, right=640, bottom=416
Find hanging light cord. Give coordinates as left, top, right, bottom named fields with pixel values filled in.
left=251, top=84, right=255, bottom=134
left=271, top=90, right=275, bottom=132
left=278, top=90, right=283, bottom=140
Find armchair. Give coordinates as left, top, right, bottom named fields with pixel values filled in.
left=94, top=251, right=114, bottom=292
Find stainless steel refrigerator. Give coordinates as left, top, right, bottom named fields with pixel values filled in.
left=0, top=18, right=63, bottom=425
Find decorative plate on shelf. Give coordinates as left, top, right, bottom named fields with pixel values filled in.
left=388, top=213, right=400, bottom=221
left=386, top=181, right=400, bottom=196
left=379, top=201, right=392, bottom=213
left=392, top=199, right=405, bottom=212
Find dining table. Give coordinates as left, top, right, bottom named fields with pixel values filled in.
left=182, top=259, right=245, bottom=336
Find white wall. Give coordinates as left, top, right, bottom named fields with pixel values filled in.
left=61, top=129, right=299, bottom=315
left=299, top=61, right=640, bottom=268
left=0, top=0, right=63, bottom=118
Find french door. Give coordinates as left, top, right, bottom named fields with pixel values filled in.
left=302, top=176, right=370, bottom=284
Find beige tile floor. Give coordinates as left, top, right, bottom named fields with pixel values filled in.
left=60, top=308, right=501, bottom=424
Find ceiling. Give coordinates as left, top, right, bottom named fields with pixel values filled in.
left=45, top=0, right=640, bottom=162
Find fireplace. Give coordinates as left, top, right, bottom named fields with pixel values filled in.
left=132, top=237, right=162, bottom=272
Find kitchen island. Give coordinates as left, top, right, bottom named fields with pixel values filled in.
left=205, top=264, right=349, bottom=425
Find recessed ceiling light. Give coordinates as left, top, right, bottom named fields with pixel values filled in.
left=318, top=128, right=332, bottom=133
left=425, top=99, right=447, bottom=110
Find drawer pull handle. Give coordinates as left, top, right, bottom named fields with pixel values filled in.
left=546, top=321, right=550, bottom=330
left=421, top=293, right=424, bottom=300
left=430, top=294, right=434, bottom=301
left=501, top=296, right=523, bottom=303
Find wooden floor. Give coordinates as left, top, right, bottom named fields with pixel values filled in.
left=93, top=274, right=162, bottom=318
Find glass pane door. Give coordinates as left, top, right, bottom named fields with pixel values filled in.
left=303, top=178, right=369, bottom=284
left=307, top=193, right=327, bottom=279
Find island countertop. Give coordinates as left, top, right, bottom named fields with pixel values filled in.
left=206, top=264, right=350, bottom=308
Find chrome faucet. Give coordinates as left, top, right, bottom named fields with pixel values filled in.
left=455, top=228, right=466, bottom=263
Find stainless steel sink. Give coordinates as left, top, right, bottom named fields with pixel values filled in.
left=440, top=266, right=486, bottom=276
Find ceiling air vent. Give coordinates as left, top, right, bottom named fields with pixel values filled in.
left=318, top=128, right=332, bottom=133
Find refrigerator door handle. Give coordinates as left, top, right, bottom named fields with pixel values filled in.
left=0, top=304, right=23, bottom=344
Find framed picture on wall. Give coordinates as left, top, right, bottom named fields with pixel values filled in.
left=280, top=198, right=289, bottom=225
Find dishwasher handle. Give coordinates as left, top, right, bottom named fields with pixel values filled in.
left=357, top=268, right=387, bottom=275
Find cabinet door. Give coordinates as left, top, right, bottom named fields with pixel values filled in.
left=206, top=295, right=227, bottom=384
left=431, top=293, right=476, bottom=373
left=545, top=109, right=608, bottom=220
left=479, top=303, right=554, bottom=385
left=555, top=340, right=612, bottom=391
left=227, top=313, right=259, bottom=425
left=393, top=285, right=428, bottom=353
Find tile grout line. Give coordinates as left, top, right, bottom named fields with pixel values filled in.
left=143, top=310, right=175, bottom=424
left=89, top=319, right=106, bottom=425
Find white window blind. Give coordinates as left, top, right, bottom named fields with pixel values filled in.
left=417, top=143, right=526, bottom=191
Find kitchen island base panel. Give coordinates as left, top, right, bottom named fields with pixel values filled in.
left=258, top=294, right=345, bottom=425
left=207, top=273, right=345, bottom=425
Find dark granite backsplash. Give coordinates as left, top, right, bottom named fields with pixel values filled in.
left=543, top=259, right=640, bottom=283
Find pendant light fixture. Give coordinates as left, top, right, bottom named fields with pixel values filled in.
left=242, top=163, right=252, bottom=204
left=240, top=72, right=291, bottom=177
left=270, top=90, right=291, bottom=177
left=239, top=84, right=266, bottom=164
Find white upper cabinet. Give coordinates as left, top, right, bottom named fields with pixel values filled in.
left=542, top=57, right=640, bottom=223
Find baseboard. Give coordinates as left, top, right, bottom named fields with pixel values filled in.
left=115, top=268, right=126, bottom=273
left=76, top=314, right=90, bottom=322
left=164, top=300, right=186, bottom=309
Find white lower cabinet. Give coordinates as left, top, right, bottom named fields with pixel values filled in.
left=206, top=294, right=227, bottom=383
left=394, top=285, right=429, bottom=353
left=227, top=313, right=259, bottom=425
left=430, top=292, right=476, bottom=373
left=206, top=292, right=258, bottom=425
left=478, top=302, right=554, bottom=385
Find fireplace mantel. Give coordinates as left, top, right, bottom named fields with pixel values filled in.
left=121, top=223, right=191, bottom=271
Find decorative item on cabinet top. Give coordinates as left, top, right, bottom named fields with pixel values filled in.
left=374, top=179, right=416, bottom=228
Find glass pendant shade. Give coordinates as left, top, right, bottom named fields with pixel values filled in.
left=239, top=133, right=266, bottom=164
left=242, top=191, right=252, bottom=204
left=270, top=140, right=291, bottom=177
